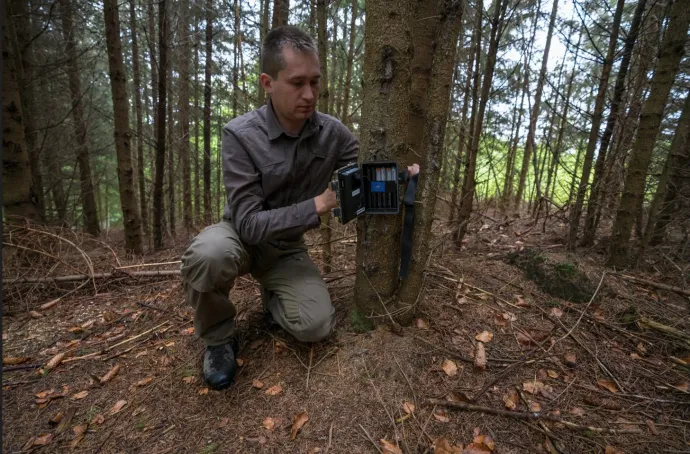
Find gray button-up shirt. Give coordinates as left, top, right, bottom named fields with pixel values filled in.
left=222, top=101, right=358, bottom=245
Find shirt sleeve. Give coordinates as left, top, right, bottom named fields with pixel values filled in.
left=223, top=127, right=320, bottom=246
left=335, top=123, right=359, bottom=169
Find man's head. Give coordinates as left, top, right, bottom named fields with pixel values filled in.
left=260, top=26, right=321, bottom=131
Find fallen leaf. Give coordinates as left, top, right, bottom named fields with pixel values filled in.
left=464, top=444, right=493, bottom=454
left=290, top=411, right=309, bottom=440
left=433, top=412, right=450, bottom=423
left=380, top=439, right=403, bottom=454
left=50, top=411, right=65, bottom=425
left=433, top=437, right=463, bottom=454
left=135, top=350, right=148, bottom=358
left=274, top=340, right=288, bottom=354
left=503, top=389, right=518, bottom=410
left=72, top=422, right=88, bottom=436
left=516, top=332, right=534, bottom=345
left=672, top=382, right=689, bottom=393
left=569, top=407, right=585, bottom=417
left=236, top=357, right=246, bottom=366
left=415, top=318, right=429, bottom=330
left=252, top=379, right=265, bottom=389
left=182, top=376, right=198, bottom=384
left=630, top=353, right=641, bottom=360
left=45, top=352, right=66, bottom=370
left=474, top=434, right=495, bottom=450
left=199, top=387, right=209, bottom=395
left=442, top=359, right=458, bottom=377
left=265, top=385, right=283, bottom=396
left=402, top=401, right=415, bottom=414
left=30, top=310, right=43, bottom=319
left=249, top=339, right=265, bottom=349
left=564, top=352, right=577, bottom=367
left=446, top=391, right=471, bottom=402
left=3, top=356, right=30, bottom=365
left=68, top=326, right=84, bottom=334
left=181, top=327, right=195, bottom=335
left=636, top=342, right=647, bottom=354
left=550, top=307, right=564, bottom=318
left=70, top=433, right=86, bottom=449
left=35, top=389, right=55, bottom=399
left=81, top=320, right=95, bottom=330
left=263, top=417, right=281, bottom=431
left=132, top=406, right=146, bottom=417
left=515, top=295, right=531, bottom=307
left=71, top=390, right=89, bottom=400
left=134, top=377, right=153, bottom=387
left=547, top=370, right=559, bottom=379
left=475, top=331, right=493, bottom=343
left=33, top=433, right=53, bottom=446
left=529, top=401, right=542, bottom=412
left=597, top=379, right=618, bottom=393
left=55, top=408, right=76, bottom=434
left=604, top=446, right=623, bottom=454
left=91, top=414, right=105, bottom=425
left=109, top=399, right=127, bottom=415
left=100, top=364, right=121, bottom=384
left=474, top=342, right=487, bottom=370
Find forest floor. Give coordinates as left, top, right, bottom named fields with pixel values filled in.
left=3, top=202, right=690, bottom=454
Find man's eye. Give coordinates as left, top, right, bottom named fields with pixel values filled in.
left=311, top=80, right=319, bottom=86
left=293, top=81, right=303, bottom=87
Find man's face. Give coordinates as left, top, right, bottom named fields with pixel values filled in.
left=261, top=46, right=321, bottom=126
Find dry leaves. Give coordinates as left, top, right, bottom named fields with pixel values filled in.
left=433, top=437, right=463, bottom=454
left=564, top=352, right=577, bottom=367
left=380, top=439, right=403, bottom=454
left=550, top=307, right=564, bottom=318
left=252, top=379, right=265, bottom=389
left=547, top=370, right=559, bottom=379
left=503, top=389, right=518, bottom=410
left=199, top=388, right=209, bottom=395
left=263, top=417, right=281, bottom=431
left=569, top=407, right=585, bottom=417
left=604, top=446, right=623, bottom=454
left=465, top=433, right=495, bottom=452
left=3, top=356, right=30, bottom=365
left=109, top=399, right=127, bottom=415
left=265, top=385, right=283, bottom=396
left=402, top=401, right=415, bottom=414
left=182, top=376, right=198, bottom=384
left=71, top=424, right=88, bottom=448
left=30, top=310, right=43, bottom=319
left=55, top=408, right=76, bottom=434
left=516, top=332, right=534, bottom=346
left=529, top=401, right=542, bottom=412
left=71, top=390, right=89, bottom=401
left=100, top=364, right=121, bottom=384
left=415, top=318, right=429, bottom=330
left=474, top=342, right=487, bottom=370
left=134, top=377, right=153, bottom=387
left=91, top=414, right=105, bottom=425
left=45, top=352, right=67, bottom=370
left=181, top=327, right=195, bottom=335
left=646, top=419, right=659, bottom=435
left=235, top=357, right=247, bottom=366
left=433, top=411, right=450, bottom=423
left=32, top=433, right=54, bottom=447
left=597, top=379, right=619, bottom=393
left=442, top=359, right=458, bottom=377
left=475, top=331, right=493, bottom=343
left=672, top=382, right=689, bottom=393
left=515, top=295, right=531, bottom=307
left=290, top=411, right=309, bottom=440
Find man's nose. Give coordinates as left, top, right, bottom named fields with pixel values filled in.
left=301, top=85, right=315, bottom=102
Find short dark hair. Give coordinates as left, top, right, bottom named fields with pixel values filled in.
left=261, top=26, right=318, bottom=78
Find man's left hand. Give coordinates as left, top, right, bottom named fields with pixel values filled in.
left=408, top=164, right=420, bottom=179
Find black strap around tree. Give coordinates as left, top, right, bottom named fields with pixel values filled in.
left=399, top=172, right=418, bottom=279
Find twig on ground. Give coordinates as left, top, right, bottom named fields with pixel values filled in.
left=325, top=423, right=334, bottom=454
left=553, top=272, right=606, bottom=345
left=306, top=345, right=314, bottom=390
left=394, top=355, right=418, bottom=408
left=4, top=270, right=182, bottom=284
left=3, top=363, right=43, bottom=372
left=116, top=260, right=181, bottom=270
left=358, top=424, right=384, bottom=454
left=104, top=321, right=169, bottom=352
left=612, top=273, right=690, bottom=298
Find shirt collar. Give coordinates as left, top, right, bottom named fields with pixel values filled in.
left=265, top=99, right=323, bottom=141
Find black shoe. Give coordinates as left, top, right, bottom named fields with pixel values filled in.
left=203, top=342, right=237, bottom=390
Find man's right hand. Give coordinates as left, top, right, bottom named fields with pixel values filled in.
left=314, top=186, right=338, bottom=216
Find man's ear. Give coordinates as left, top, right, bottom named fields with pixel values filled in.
left=260, top=73, right=273, bottom=95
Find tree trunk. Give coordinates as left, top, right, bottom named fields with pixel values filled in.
left=103, top=0, right=143, bottom=254
left=328, top=7, right=339, bottom=116
left=341, top=0, right=358, bottom=126
left=236, top=0, right=248, bottom=112
left=514, top=0, right=558, bottom=209
left=233, top=1, right=239, bottom=118
left=316, top=0, right=332, bottom=272
left=456, top=0, right=509, bottom=243
left=638, top=93, right=690, bottom=256
left=3, top=6, right=39, bottom=221
left=148, top=0, right=158, bottom=132
left=59, top=0, right=100, bottom=235
left=272, top=0, right=289, bottom=28
left=581, top=0, right=647, bottom=246
left=153, top=0, right=168, bottom=249
left=566, top=0, right=625, bottom=250
left=334, top=5, right=348, bottom=119
left=354, top=0, right=414, bottom=318
left=167, top=41, right=175, bottom=238
left=607, top=0, right=690, bottom=268
left=177, top=0, right=192, bottom=231
left=502, top=63, right=525, bottom=206
left=194, top=21, right=201, bottom=224
left=398, top=0, right=463, bottom=309
left=258, top=0, right=270, bottom=106
left=203, top=0, right=213, bottom=225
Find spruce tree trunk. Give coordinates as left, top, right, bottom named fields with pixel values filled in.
left=104, top=0, right=143, bottom=254
left=341, top=0, right=358, bottom=126
left=334, top=6, right=348, bottom=119
left=258, top=0, right=270, bottom=106
left=581, top=0, right=647, bottom=246
left=194, top=21, right=201, bottom=224
left=59, top=0, right=100, bottom=235
left=502, top=63, right=526, bottom=206
left=566, top=0, right=625, bottom=250
left=354, top=0, right=414, bottom=318
left=608, top=0, right=690, bottom=268
left=3, top=6, right=39, bottom=221
left=328, top=9, right=338, bottom=116
left=148, top=0, right=158, bottom=132
left=203, top=0, right=213, bottom=225
left=153, top=0, right=168, bottom=249
left=178, top=0, right=192, bottom=231
left=316, top=0, right=332, bottom=273
left=167, top=48, right=175, bottom=238
left=272, top=0, right=289, bottom=28
left=514, top=0, right=558, bottom=210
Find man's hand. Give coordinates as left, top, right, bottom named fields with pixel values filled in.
left=408, top=164, right=420, bottom=179
left=314, top=186, right=338, bottom=216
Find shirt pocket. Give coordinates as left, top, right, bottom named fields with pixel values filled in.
left=259, top=160, right=287, bottom=197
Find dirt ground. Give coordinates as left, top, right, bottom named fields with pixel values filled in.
left=3, top=208, right=690, bottom=453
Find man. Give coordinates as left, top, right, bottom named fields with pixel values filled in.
left=181, top=25, right=418, bottom=390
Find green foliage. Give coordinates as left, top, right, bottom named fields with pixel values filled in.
left=350, top=308, right=374, bottom=333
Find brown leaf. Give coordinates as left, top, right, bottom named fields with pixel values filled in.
left=3, top=356, right=30, bottom=365
left=402, top=401, right=415, bottom=414
left=379, top=439, right=403, bottom=454
left=597, top=379, right=618, bottom=393
left=547, top=369, right=559, bottom=379
left=45, top=352, right=67, bottom=370
left=235, top=357, right=247, bottom=366
left=50, top=411, right=65, bottom=425
left=442, top=359, right=458, bottom=377
left=35, top=389, right=55, bottom=399
left=55, top=408, right=76, bottom=435
left=30, top=310, right=43, bottom=319
left=182, top=376, right=198, bottom=384
left=604, top=446, right=623, bottom=454
left=503, top=389, right=518, bottom=410
left=433, top=412, right=450, bottom=423
left=134, top=377, right=153, bottom=387
left=474, top=434, right=495, bottom=450
left=71, top=390, right=89, bottom=400
left=274, top=340, right=288, bottom=354
left=70, top=434, right=86, bottom=449
left=630, top=353, right=641, bottom=360
left=636, top=342, right=647, bottom=354
left=91, top=414, right=105, bottom=425
left=100, top=364, right=121, bottom=384
left=252, top=379, right=265, bottom=389
left=672, top=382, right=689, bottom=393
left=515, top=295, right=531, bottom=307
left=474, top=342, right=487, bottom=370
left=446, top=391, right=471, bottom=403
left=550, top=307, right=564, bottom=318
left=181, top=326, right=195, bottom=335
left=68, top=326, right=84, bottom=334
left=265, top=385, right=283, bottom=396
left=569, top=407, right=585, bottom=417
left=33, top=433, right=53, bottom=446
left=516, top=332, right=534, bottom=346
left=73, top=423, right=88, bottom=436
left=529, top=401, right=542, bottom=412
left=464, top=444, right=493, bottom=454
left=290, top=411, right=309, bottom=440
left=263, top=417, right=281, bottom=431
left=199, top=387, right=209, bottom=395
left=109, top=399, right=127, bottom=415
left=475, top=331, right=493, bottom=343
left=563, top=352, right=577, bottom=367
left=415, top=318, right=429, bottom=330
left=522, top=380, right=542, bottom=394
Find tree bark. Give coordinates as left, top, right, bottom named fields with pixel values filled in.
left=581, top=0, right=647, bottom=246
left=272, top=0, right=289, bottom=28
left=167, top=37, right=175, bottom=237
left=607, top=0, right=690, bottom=268
left=514, top=0, right=558, bottom=209
left=178, top=0, right=192, bottom=231
left=148, top=0, right=158, bottom=133
left=341, top=0, right=358, bottom=126
left=103, top=0, right=143, bottom=254
left=567, top=0, right=625, bottom=250
left=153, top=0, right=168, bottom=249
left=354, top=0, right=414, bottom=318
left=194, top=20, right=201, bottom=224
left=3, top=6, right=39, bottom=221
left=59, top=0, right=100, bottom=235
left=316, top=0, right=332, bottom=272
left=258, top=0, right=270, bottom=106
left=334, top=5, right=348, bottom=119
left=203, top=0, right=213, bottom=225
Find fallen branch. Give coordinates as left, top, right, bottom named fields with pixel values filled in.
left=638, top=317, right=690, bottom=346
left=426, top=399, right=643, bottom=434
left=613, top=273, right=690, bottom=298
left=4, top=270, right=181, bottom=284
